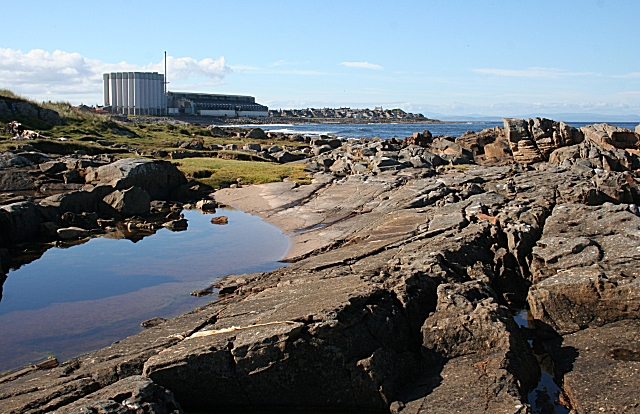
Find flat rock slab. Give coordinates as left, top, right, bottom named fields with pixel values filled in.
left=548, top=319, right=640, bottom=413
left=393, top=354, right=528, bottom=414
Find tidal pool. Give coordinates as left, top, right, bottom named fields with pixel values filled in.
left=0, top=208, right=289, bottom=372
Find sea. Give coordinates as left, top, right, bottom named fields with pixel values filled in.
left=234, top=121, right=639, bottom=140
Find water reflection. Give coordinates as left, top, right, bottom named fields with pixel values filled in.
left=0, top=208, right=289, bottom=372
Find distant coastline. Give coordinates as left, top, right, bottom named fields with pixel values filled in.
left=174, top=115, right=448, bottom=125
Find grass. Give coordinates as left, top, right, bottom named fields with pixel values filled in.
left=1, top=88, right=314, bottom=188
left=173, top=157, right=311, bottom=188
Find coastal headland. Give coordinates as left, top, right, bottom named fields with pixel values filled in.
left=1, top=94, right=640, bottom=413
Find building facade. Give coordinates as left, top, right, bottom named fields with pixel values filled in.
left=103, top=72, right=165, bottom=115
left=166, top=92, right=268, bottom=117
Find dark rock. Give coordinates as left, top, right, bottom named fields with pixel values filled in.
left=38, top=108, right=62, bottom=126
left=207, top=126, right=227, bottom=137
left=141, top=318, right=169, bottom=328
left=39, top=161, right=66, bottom=176
left=103, top=187, right=151, bottom=217
left=245, top=128, right=266, bottom=139
left=86, top=159, right=187, bottom=200
left=0, top=201, right=43, bottom=245
left=546, top=320, right=640, bottom=413
left=54, top=375, right=182, bottom=414
left=272, top=151, right=305, bottom=163
left=163, top=218, right=188, bottom=231
left=13, top=101, right=38, bottom=118
left=0, top=169, right=37, bottom=191
left=0, top=152, right=32, bottom=169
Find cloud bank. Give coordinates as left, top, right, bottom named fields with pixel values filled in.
left=340, top=61, right=383, bottom=70
left=0, top=48, right=230, bottom=102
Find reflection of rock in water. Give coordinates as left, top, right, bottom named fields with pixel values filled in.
left=103, top=227, right=158, bottom=243
left=0, top=273, right=6, bottom=303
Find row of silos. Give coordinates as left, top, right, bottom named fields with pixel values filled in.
left=103, top=72, right=165, bottom=115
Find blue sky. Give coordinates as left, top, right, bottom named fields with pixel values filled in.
left=1, top=0, right=639, bottom=119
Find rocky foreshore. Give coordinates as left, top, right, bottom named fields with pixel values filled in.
left=1, top=118, right=640, bottom=413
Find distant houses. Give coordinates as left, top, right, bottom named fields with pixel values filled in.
left=268, top=107, right=426, bottom=120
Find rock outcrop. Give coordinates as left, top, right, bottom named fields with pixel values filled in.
left=86, top=159, right=187, bottom=200
left=1, top=118, right=640, bottom=413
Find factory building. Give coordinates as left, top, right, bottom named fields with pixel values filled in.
left=102, top=72, right=269, bottom=117
left=166, top=92, right=269, bottom=117
left=103, top=72, right=165, bottom=115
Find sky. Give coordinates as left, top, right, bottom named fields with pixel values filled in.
left=1, top=0, right=639, bottom=120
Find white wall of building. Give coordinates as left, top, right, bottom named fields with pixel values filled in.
left=237, top=110, right=269, bottom=117
left=103, top=72, right=165, bottom=115
left=199, top=109, right=237, bottom=117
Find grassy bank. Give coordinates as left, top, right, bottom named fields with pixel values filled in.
left=173, top=157, right=310, bottom=188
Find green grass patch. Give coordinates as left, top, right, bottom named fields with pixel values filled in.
left=173, top=157, right=311, bottom=188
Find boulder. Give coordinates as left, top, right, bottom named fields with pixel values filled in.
left=39, top=161, right=66, bottom=176
left=103, top=187, right=151, bottom=217
left=210, top=216, right=228, bottom=225
left=0, top=152, right=32, bottom=169
left=503, top=118, right=584, bottom=164
left=38, top=108, right=62, bottom=126
left=163, top=218, right=188, bottom=231
left=0, top=170, right=36, bottom=191
left=242, top=143, right=261, bottom=152
left=0, top=201, right=43, bottom=245
left=13, top=101, right=38, bottom=118
left=245, top=128, right=266, bottom=139
left=40, top=188, right=111, bottom=215
left=272, top=151, right=305, bottom=163
left=636, top=124, right=640, bottom=135
left=207, top=126, right=227, bottom=137
left=86, top=159, right=187, bottom=200
left=0, top=99, right=10, bottom=117
left=195, top=199, right=217, bottom=212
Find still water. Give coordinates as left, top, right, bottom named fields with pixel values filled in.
left=0, top=209, right=289, bottom=372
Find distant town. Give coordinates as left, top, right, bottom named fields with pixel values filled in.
left=269, top=107, right=427, bottom=120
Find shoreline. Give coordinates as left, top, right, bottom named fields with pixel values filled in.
left=1, top=118, right=640, bottom=413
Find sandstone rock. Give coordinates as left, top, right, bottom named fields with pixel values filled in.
left=210, top=216, right=228, bottom=225
left=54, top=375, right=182, bottom=414
left=86, top=159, right=187, bottom=200
left=245, top=128, right=266, bottom=139
left=581, top=123, right=639, bottom=150
left=103, top=187, right=151, bottom=217
left=57, top=227, right=90, bottom=240
left=38, top=108, right=62, bottom=126
left=545, top=320, right=640, bottom=413
left=528, top=203, right=640, bottom=334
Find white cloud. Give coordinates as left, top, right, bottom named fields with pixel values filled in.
left=340, top=61, right=384, bottom=70
left=0, top=48, right=230, bottom=102
left=473, top=67, right=598, bottom=79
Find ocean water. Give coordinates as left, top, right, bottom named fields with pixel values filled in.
left=0, top=209, right=289, bottom=372
left=234, top=121, right=639, bottom=140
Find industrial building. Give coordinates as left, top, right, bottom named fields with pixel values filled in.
left=102, top=72, right=269, bottom=117
left=166, top=92, right=269, bottom=117
left=103, top=72, right=165, bottom=115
